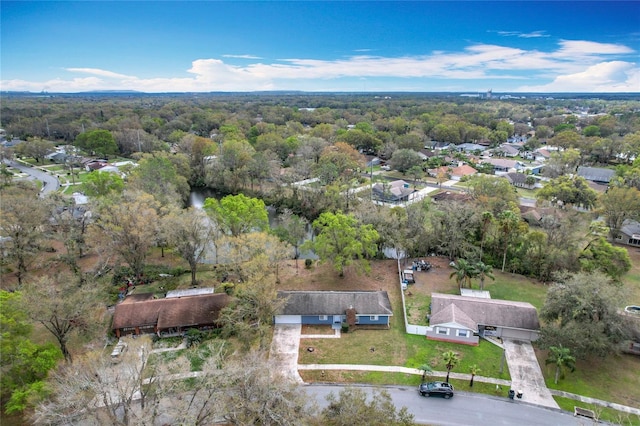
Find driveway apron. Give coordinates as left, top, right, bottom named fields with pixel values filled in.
left=502, top=339, right=559, bottom=409
left=269, top=324, right=304, bottom=384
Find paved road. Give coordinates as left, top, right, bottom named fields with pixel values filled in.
left=4, top=159, right=60, bottom=196
left=305, top=384, right=586, bottom=426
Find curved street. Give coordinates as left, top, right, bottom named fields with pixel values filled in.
left=305, top=384, right=585, bottom=426
left=3, top=159, right=60, bottom=196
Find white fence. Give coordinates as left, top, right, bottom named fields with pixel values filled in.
left=398, top=258, right=432, bottom=336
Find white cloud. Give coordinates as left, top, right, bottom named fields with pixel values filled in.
left=518, top=61, right=640, bottom=92
left=222, top=54, right=262, bottom=59
left=64, top=68, right=136, bottom=79
left=2, top=39, right=637, bottom=92
left=496, top=30, right=549, bottom=38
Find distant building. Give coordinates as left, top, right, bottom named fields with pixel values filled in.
left=576, top=166, right=615, bottom=185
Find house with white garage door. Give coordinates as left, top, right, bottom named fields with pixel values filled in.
left=275, top=290, right=393, bottom=328
left=426, top=293, right=540, bottom=345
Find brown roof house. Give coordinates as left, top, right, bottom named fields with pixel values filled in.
left=275, top=291, right=393, bottom=328
left=426, top=293, right=540, bottom=345
left=112, top=292, right=231, bottom=338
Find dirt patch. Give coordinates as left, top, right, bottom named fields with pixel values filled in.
left=301, top=325, right=335, bottom=335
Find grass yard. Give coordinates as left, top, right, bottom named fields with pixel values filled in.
left=553, top=396, right=640, bottom=426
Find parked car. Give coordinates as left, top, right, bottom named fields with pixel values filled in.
left=419, top=381, right=454, bottom=398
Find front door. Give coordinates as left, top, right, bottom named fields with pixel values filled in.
left=333, top=315, right=342, bottom=324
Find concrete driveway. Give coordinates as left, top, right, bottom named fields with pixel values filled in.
left=502, top=339, right=559, bottom=409
left=269, top=324, right=303, bottom=383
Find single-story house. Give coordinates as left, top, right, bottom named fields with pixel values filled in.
left=481, top=158, right=523, bottom=174
left=275, top=290, right=393, bottom=328
left=431, top=191, right=472, bottom=203
left=503, top=172, right=533, bottom=188
left=616, top=220, right=640, bottom=247
left=455, top=143, right=486, bottom=154
left=426, top=293, right=540, bottom=345
left=577, top=166, right=615, bottom=185
left=494, top=144, right=520, bottom=158
left=112, top=292, right=231, bottom=338
left=534, top=149, right=551, bottom=162
left=372, top=180, right=416, bottom=203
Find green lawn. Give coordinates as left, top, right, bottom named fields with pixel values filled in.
left=553, top=396, right=640, bottom=426
left=482, top=271, right=548, bottom=310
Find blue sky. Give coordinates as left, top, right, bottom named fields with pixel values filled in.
left=1, top=1, right=639, bottom=93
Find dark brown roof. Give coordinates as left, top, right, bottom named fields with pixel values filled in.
left=120, top=293, right=155, bottom=304
left=278, top=291, right=393, bottom=316
left=430, top=293, right=539, bottom=330
left=112, top=293, right=231, bottom=330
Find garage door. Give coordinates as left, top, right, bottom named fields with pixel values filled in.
left=274, top=315, right=301, bottom=324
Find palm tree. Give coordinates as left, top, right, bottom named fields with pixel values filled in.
left=498, top=210, right=520, bottom=272
left=449, top=258, right=475, bottom=289
left=545, top=345, right=576, bottom=385
left=475, top=262, right=495, bottom=291
left=469, top=364, right=481, bottom=387
left=418, top=363, right=433, bottom=384
left=442, top=350, right=459, bottom=383
left=479, top=211, right=493, bottom=260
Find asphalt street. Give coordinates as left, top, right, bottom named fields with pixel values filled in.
left=3, top=159, right=60, bottom=196
left=305, top=384, right=588, bottom=426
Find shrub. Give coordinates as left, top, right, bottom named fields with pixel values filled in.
left=305, top=259, right=313, bottom=269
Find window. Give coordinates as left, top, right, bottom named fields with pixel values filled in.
left=319, top=315, right=328, bottom=321
left=457, top=329, right=469, bottom=338
left=370, top=315, right=379, bottom=321
left=436, top=327, right=449, bottom=335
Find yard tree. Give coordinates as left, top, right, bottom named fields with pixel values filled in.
left=449, top=259, right=476, bottom=289
left=74, top=129, right=118, bottom=157
left=315, top=142, right=364, bottom=184
left=272, top=209, right=309, bottom=270
left=13, top=138, right=55, bottom=163
left=579, top=236, right=631, bottom=280
left=442, top=351, right=460, bottom=383
left=23, top=272, right=102, bottom=363
left=418, top=364, right=433, bottom=384
left=162, top=207, right=215, bottom=286
left=47, top=193, right=91, bottom=280
left=388, top=149, right=422, bottom=174
left=431, top=201, right=479, bottom=261
left=545, top=345, right=576, bottom=385
left=81, top=170, right=124, bottom=197
left=218, top=270, right=287, bottom=350
left=91, top=190, right=160, bottom=278
left=128, top=152, right=190, bottom=207
left=33, top=337, right=158, bottom=425
left=467, top=175, right=519, bottom=216
left=474, top=262, right=495, bottom=291
left=218, top=351, right=313, bottom=425
left=468, top=364, right=481, bottom=388
left=204, top=193, right=269, bottom=237
left=0, top=183, right=50, bottom=286
left=321, top=387, right=415, bottom=426
left=543, top=149, right=581, bottom=178
left=304, top=211, right=379, bottom=277
left=497, top=210, right=524, bottom=272
left=537, top=175, right=598, bottom=210
left=0, top=291, right=62, bottom=415
left=539, top=271, right=633, bottom=358
left=599, top=186, right=640, bottom=240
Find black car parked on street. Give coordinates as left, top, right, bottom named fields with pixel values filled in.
left=419, top=381, right=454, bottom=398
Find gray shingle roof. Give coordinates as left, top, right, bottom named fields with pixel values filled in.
left=278, top=291, right=393, bottom=316
left=576, top=166, right=615, bottom=183
left=430, top=303, right=478, bottom=331
left=430, top=293, right=539, bottom=330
